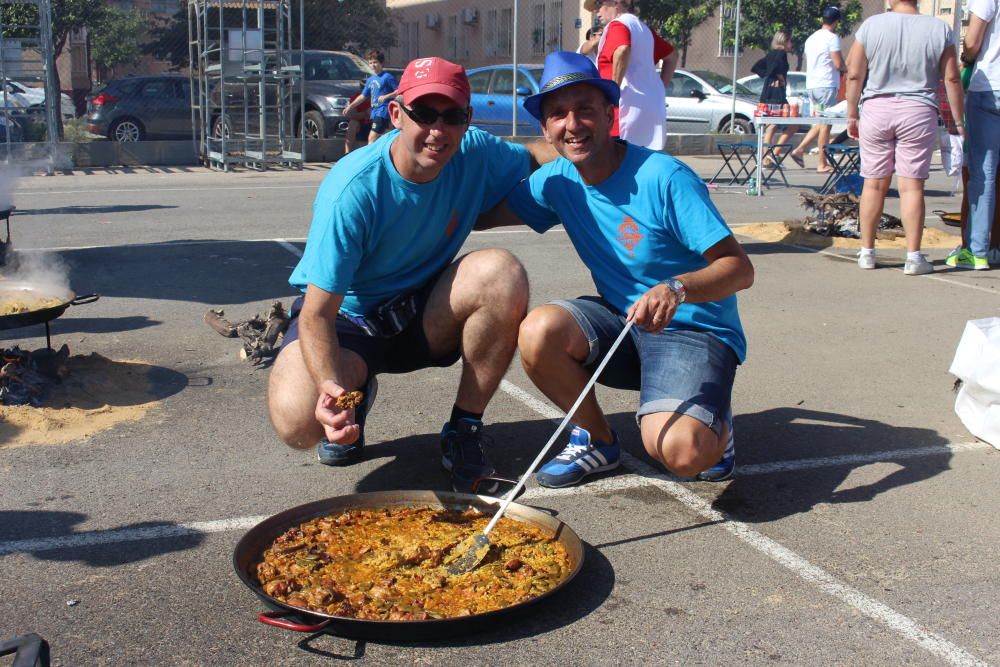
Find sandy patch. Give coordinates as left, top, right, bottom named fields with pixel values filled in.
left=736, top=222, right=960, bottom=249
left=0, top=353, right=161, bottom=448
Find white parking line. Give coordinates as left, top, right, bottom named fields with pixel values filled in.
left=767, top=240, right=998, bottom=295
left=15, top=185, right=318, bottom=196
left=620, top=452, right=989, bottom=667
left=497, top=379, right=989, bottom=667
left=0, top=516, right=270, bottom=557
left=4, top=438, right=989, bottom=557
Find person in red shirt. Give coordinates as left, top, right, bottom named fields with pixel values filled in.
left=585, top=0, right=677, bottom=149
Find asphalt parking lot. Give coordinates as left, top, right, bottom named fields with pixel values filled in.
left=1, top=154, right=997, bottom=666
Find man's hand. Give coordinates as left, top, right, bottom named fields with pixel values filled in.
left=847, top=117, right=860, bottom=139
left=315, top=379, right=362, bottom=444
left=628, top=282, right=681, bottom=332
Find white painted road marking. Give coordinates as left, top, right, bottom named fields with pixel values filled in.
left=497, top=379, right=990, bottom=667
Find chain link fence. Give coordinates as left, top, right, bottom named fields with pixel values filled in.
left=42, top=0, right=605, bottom=152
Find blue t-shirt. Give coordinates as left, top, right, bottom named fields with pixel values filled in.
left=362, top=72, right=398, bottom=119
left=507, top=143, right=747, bottom=362
left=290, top=127, right=530, bottom=317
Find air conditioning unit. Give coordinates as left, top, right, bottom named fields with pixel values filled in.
left=461, top=7, right=479, bottom=25
left=426, top=13, right=440, bottom=29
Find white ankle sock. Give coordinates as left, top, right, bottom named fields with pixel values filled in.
left=859, top=247, right=875, bottom=256
left=906, top=251, right=923, bottom=262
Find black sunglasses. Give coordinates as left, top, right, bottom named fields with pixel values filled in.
left=398, top=103, right=470, bottom=126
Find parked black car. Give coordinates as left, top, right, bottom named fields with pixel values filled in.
left=211, top=50, right=374, bottom=140
left=86, top=75, right=193, bottom=142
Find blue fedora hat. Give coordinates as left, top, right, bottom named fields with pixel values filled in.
left=524, top=51, right=620, bottom=121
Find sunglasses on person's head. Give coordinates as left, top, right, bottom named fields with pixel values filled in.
left=398, top=103, right=470, bottom=126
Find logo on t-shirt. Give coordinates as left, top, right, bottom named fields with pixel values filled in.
left=446, top=209, right=459, bottom=237
left=617, top=217, right=643, bottom=258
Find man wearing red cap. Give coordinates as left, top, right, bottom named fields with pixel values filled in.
left=268, top=57, right=548, bottom=494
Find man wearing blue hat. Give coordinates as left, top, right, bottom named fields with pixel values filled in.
left=484, top=51, right=754, bottom=484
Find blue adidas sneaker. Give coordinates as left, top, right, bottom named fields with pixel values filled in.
left=696, top=412, right=735, bottom=482
left=536, top=427, right=620, bottom=488
left=316, top=377, right=378, bottom=466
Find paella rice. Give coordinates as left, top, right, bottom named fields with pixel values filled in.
left=0, top=296, right=63, bottom=316
left=255, top=506, right=573, bottom=620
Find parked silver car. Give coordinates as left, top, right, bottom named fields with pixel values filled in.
left=665, top=69, right=758, bottom=134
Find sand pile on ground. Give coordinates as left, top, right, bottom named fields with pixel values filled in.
left=0, top=353, right=161, bottom=448
left=736, top=222, right=960, bottom=249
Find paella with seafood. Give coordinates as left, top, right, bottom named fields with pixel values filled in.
left=256, top=505, right=573, bottom=620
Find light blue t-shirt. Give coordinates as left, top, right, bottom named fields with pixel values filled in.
left=290, top=127, right=529, bottom=317
left=507, top=143, right=747, bottom=362
left=362, top=72, right=398, bottom=119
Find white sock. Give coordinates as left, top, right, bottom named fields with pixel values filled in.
left=906, top=251, right=923, bottom=262
left=859, top=247, right=875, bottom=256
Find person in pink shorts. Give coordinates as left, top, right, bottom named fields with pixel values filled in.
left=846, top=0, right=966, bottom=274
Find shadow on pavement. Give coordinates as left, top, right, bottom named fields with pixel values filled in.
left=710, top=406, right=952, bottom=523
left=14, top=204, right=177, bottom=216
left=55, top=239, right=300, bottom=306
left=0, top=315, right=161, bottom=341
left=0, top=511, right=205, bottom=566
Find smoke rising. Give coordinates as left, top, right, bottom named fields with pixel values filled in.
left=0, top=163, right=71, bottom=292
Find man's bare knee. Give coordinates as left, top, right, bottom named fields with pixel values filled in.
left=519, top=306, right=574, bottom=368
left=267, top=342, right=321, bottom=449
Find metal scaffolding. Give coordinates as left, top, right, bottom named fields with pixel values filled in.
left=0, top=0, right=60, bottom=173
left=188, top=0, right=304, bottom=171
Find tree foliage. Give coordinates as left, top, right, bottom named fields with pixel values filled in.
left=642, top=0, right=715, bottom=68
left=144, top=0, right=398, bottom=70
left=299, top=0, right=397, bottom=54
left=90, top=8, right=145, bottom=78
left=722, top=0, right=863, bottom=68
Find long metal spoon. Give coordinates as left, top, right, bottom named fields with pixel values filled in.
left=447, top=318, right=635, bottom=574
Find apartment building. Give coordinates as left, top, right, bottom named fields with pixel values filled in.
left=384, top=0, right=963, bottom=77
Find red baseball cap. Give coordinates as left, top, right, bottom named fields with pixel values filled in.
left=397, top=57, right=471, bottom=107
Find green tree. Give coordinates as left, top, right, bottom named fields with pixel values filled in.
left=642, top=0, right=715, bottom=68
left=298, top=0, right=397, bottom=54
left=144, top=0, right=398, bottom=70
left=722, top=0, right=863, bottom=69
left=1, top=0, right=125, bottom=136
left=90, top=8, right=145, bottom=80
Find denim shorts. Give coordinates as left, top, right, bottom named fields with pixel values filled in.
left=808, top=87, right=839, bottom=108
left=554, top=297, right=738, bottom=434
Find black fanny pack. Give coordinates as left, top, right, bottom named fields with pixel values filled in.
left=343, top=291, right=419, bottom=338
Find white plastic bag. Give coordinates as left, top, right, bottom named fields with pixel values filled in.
left=940, top=129, right=964, bottom=176
left=949, top=317, right=1000, bottom=449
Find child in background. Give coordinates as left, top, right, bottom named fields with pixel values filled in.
left=342, top=49, right=399, bottom=153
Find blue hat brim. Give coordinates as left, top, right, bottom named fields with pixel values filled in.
left=524, top=77, right=620, bottom=121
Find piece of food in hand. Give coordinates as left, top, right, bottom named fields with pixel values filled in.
left=335, top=390, right=363, bottom=410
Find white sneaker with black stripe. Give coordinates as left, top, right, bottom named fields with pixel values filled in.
left=536, top=427, right=620, bottom=488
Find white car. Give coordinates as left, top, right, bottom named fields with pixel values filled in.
left=665, top=69, right=759, bottom=134
left=1, top=79, right=75, bottom=118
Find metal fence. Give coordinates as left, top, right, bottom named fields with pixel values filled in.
left=38, top=0, right=607, bottom=153
left=0, top=0, right=61, bottom=171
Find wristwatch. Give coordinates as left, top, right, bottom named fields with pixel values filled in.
left=662, top=278, right=686, bottom=304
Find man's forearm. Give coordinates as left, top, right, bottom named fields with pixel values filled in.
left=299, top=309, right=346, bottom=389
left=660, top=50, right=678, bottom=87
left=524, top=140, right=558, bottom=171
left=676, top=256, right=753, bottom=303
left=612, top=45, right=630, bottom=85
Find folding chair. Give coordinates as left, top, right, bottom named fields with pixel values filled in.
left=710, top=142, right=757, bottom=186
